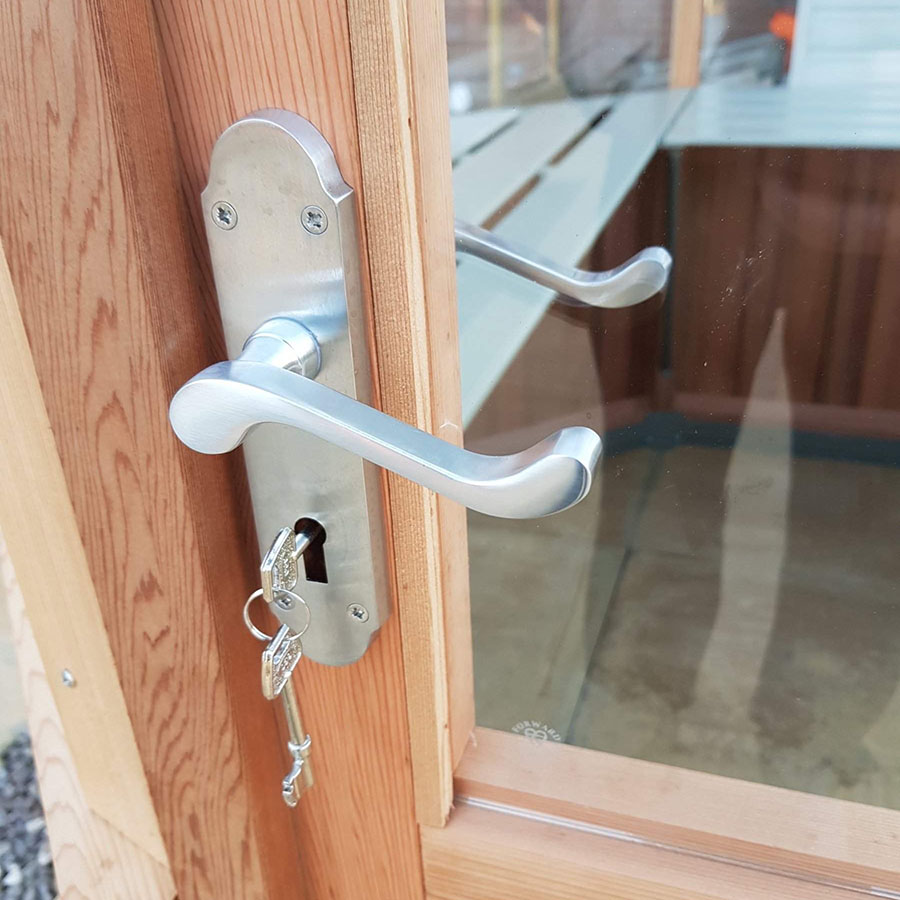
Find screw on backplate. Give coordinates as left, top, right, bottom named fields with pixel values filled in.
left=275, top=592, right=296, bottom=611
left=211, top=201, right=237, bottom=230
left=300, top=205, right=328, bottom=235
left=61, top=669, right=76, bottom=688
left=347, top=603, right=369, bottom=623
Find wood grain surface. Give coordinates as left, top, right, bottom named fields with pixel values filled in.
left=0, top=0, right=310, bottom=895
left=422, top=801, right=862, bottom=900
left=346, top=0, right=474, bottom=824
left=0, top=243, right=168, bottom=864
left=2, top=0, right=468, bottom=891
left=456, top=727, right=900, bottom=893
left=147, top=0, right=449, bottom=892
left=2, top=541, right=176, bottom=900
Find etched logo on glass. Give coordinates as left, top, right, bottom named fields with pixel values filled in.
left=512, top=720, right=562, bottom=743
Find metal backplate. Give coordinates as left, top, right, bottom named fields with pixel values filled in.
left=202, top=110, right=388, bottom=665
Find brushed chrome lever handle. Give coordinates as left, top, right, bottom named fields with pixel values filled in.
left=454, top=219, right=671, bottom=308
left=170, top=317, right=601, bottom=519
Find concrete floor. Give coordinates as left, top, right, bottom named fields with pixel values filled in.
left=470, top=443, right=900, bottom=809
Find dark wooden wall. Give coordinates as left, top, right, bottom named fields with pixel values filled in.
left=471, top=145, right=900, bottom=446
left=673, top=147, right=900, bottom=414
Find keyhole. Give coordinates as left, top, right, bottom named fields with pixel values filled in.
left=295, top=517, right=328, bottom=583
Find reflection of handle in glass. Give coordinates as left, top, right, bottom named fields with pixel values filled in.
left=454, top=218, right=672, bottom=309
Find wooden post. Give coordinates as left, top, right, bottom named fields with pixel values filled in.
left=547, top=0, right=560, bottom=82
left=670, top=0, right=704, bottom=88
left=489, top=0, right=504, bottom=105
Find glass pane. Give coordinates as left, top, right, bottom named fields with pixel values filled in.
left=448, top=0, right=900, bottom=808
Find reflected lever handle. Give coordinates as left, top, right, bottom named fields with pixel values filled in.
left=170, top=317, right=601, bottom=519
left=454, top=219, right=671, bottom=308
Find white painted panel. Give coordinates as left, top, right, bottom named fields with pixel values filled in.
left=459, top=90, right=689, bottom=425
left=791, top=0, right=900, bottom=87
left=664, top=85, right=900, bottom=149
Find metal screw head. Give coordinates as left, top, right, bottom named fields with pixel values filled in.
left=61, top=669, right=76, bottom=688
left=347, top=603, right=369, bottom=623
left=274, top=592, right=295, bottom=611
left=212, top=201, right=237, bottom=230
left=300, top=205, right=328, bottom=235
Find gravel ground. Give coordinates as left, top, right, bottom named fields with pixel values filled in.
left=0, top=732, right=55, bottom=899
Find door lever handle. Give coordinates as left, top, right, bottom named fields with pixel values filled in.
left=178, top=107, right=610, bottom=661
left=170, top=317, right=601, bottom=519
left=454, top=219, right=671, bottom=308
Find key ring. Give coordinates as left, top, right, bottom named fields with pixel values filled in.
left=243, top=588, right=310, bottom=642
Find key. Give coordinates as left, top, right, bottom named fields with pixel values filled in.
left=279, top=682, right=314, bottom=806
left=260, top=527, right=299, bottom=605
left=248, top=527, right=316, bottom=806
left=261, top=622, right=304, bottom=701
left=260, top=520, right=326, bottom=608
left=260, top=620, right=314, bottom=805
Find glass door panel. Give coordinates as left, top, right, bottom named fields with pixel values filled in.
left=448, top=0, right=900, bottom=809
